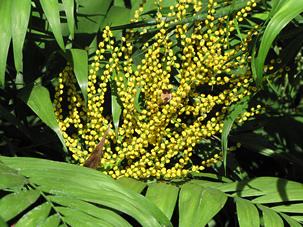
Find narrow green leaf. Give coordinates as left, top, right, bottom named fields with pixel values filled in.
left=15, top=202, right=51, bottom=227
left=253, top=190, right=303, bottom=204
left=179, top=183, right=227, bottom=227
left=221, top=97, right=249, bottom=172
left=41, top=214, right=61, bottom=227
left=69, top=49, right=88, bottom=104
left=19, top=85, right=66, bottom=151
left=253, top=0, right=303, bottom=86
left=11, top=0, right=31, bottom=73
left=110, top=78, right=122, bottom=135
left=291, top=216, right=303, bottom=222
left=40, top=0, right=65, bottom=50
left=279, top=213, right=302, bottom=227
left=244, top=177, right=303, bottom=193
left=235, top=198, right=260, bottom=227
left=117, top=177, right=147, bottom=193
left=189, top=180, right=226, bottom=189
left=270, top=0, right=285, bottom=16
left=0, top=157, right=171, bottom=227
left=272, top=204, right=303, bottom=213
left=0, top=190, right=40, bottom=222
left=48, top=196, right=131, bottom=227
left=0, top=0, right=12, bottom=88
left=56, top=207, right=110, bottom=227
left=189, top=172, right=233, bottom=182
left=146, top=183, right=179, bottom=220
left=62, top=0, right=75, bottom=39
left=0, top=163, right=26, bottom=190
left=257, top=205, right=284, bottom=227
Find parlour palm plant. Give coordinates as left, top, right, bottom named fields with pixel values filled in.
left=1, top=0, right=303, bottom=226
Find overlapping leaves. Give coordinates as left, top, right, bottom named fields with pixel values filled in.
left=0, top=157, right=171, bottom=227
left=1, top=157, right=302, bottom=226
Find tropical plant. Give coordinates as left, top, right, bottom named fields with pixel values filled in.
left=1, top=0, right=303, bottom=226
left=1, top=157, right=303, bottom=226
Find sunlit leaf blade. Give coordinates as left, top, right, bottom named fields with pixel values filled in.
left=62, top=0, right=75, bottom=39
left=0, top=157, right=171, bottom=227
left=179, top=183, right=227, bottom=227
left=146, top=182, right=179, bottom=220
left=235, top=198, right=260, bottom=227
left=0, top=190, right=40, bottom=222
left=257, top=205, right=284, bottom=227
left=11, top=0, right=31, bottom=73
left=41, top=214, right=61, bottom=227
left=39, top=0, right=65, bottom=50
left=19, top=85, right=66, bottom=151
left=0, top=0, right=12, bottom=88
left=243, top=177, right=303, bottom=192
left=270, top=0, right=285, bottom=16
left=252, top=190, right=303, bottom=204
left=56, top=207, right=110, bottom=226
left=221, top=97, right=249, bottom=172
left=69, top=49, right=88, bottom=104
left=48, top=196, right=132, bottom=227
left=292, top=216, right=303, bottom=222
left=117, top=177, right=147, bottom=193
left=253, top=0, right=303, bottom=86
left=279, top=213, right=302, bottom=227
left=15, top=202, right=51, bottom=227
left=272, top=204, right=303, bottom=213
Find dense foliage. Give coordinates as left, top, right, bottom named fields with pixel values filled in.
left=1, top=0, right=303, bottom=226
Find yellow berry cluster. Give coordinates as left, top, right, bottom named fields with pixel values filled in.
left=54, top=0, right=260, bottom=179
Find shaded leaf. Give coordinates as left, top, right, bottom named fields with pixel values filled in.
left=11, top=0, right=31, bottom=73
left=69, top=49, right=88, bottom=104
left=253, top=0, right=303, bottom=86
left=0, top=0, right=12, bottom=88
left=62, top=0, right=75, bottom=39
left=40, top=0, right=65, bottom=50
left=221, top=97, right=249, bottom=172
left=75, top=0, right=112, bottom=34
